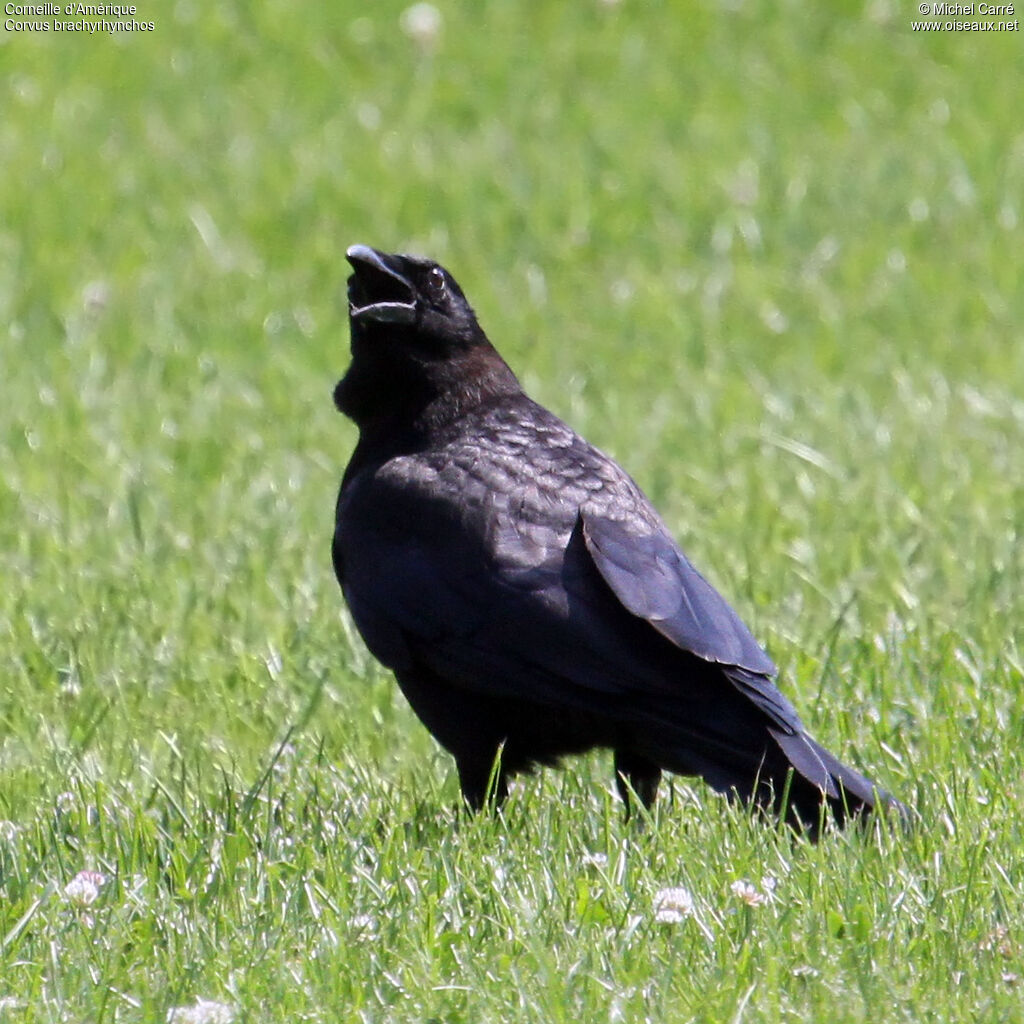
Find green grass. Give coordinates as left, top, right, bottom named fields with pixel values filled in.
left=2, top=0, right=1023, bottom=1019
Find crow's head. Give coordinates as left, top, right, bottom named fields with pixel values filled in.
left=346, top=245, right=486, bottom=351
left=335, top=245, right=519, bottom=432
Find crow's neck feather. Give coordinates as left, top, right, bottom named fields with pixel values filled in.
left=336, top=343, right=523, bottom=450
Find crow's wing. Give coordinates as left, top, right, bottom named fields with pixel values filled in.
left=579, top=511, right=775, bottom=676
left=579, top=510, right=816, bottom=736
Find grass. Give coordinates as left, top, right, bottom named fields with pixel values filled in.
left=2, top=0, right=1023, bottom=1019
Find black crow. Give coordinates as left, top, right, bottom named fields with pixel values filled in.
left=332, top=244, right=905, bottom=834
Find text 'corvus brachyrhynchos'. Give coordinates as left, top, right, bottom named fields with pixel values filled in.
left=332, top=245, right=906, bottom=834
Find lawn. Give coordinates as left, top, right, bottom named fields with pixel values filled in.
left=1, top=1, right=1022, bottom=1020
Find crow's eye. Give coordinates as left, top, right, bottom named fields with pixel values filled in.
left=426, top=266, right=446, bottom=300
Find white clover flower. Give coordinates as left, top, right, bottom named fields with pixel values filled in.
left=166, top=998, right=235, bottom=1024
left=978, top=925, right=1013, bottom=957
left=55, top=791, right=77, bottom=813
left=63, top=870, right=107, bottom=907
left=730, top=879, right=767, bottom=907
left=400, top=2, right=442, bottom=50
left=82, top=279, right=111, bottom=313
left=582, top=851, right=608, bottom=869
left=653, top=886, right=694, bottom=923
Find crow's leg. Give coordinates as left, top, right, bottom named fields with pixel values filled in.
left=614, top=748, right=662, bottom=817
left=395, top=669, right=507, bottom=811
left=456, top=746, right=509, bottom=811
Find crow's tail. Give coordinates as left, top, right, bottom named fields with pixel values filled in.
left=766, top=727, right=909, bottom=835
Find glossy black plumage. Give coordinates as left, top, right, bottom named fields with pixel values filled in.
left=332, top=245, right=905, bottom=834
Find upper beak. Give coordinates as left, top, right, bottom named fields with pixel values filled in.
left=346, top=245, right=417, bottom=325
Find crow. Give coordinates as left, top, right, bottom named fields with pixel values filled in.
left=331, top=244, right=906, bottom=834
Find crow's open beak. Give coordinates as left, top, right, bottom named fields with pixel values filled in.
left=346, top=245, right=417, bottom=325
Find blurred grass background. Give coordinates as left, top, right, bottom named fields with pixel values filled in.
left=1, top=1, right=1023, bottom=1020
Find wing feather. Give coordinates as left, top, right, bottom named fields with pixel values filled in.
left=580, top=511, right=776, bottom=676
